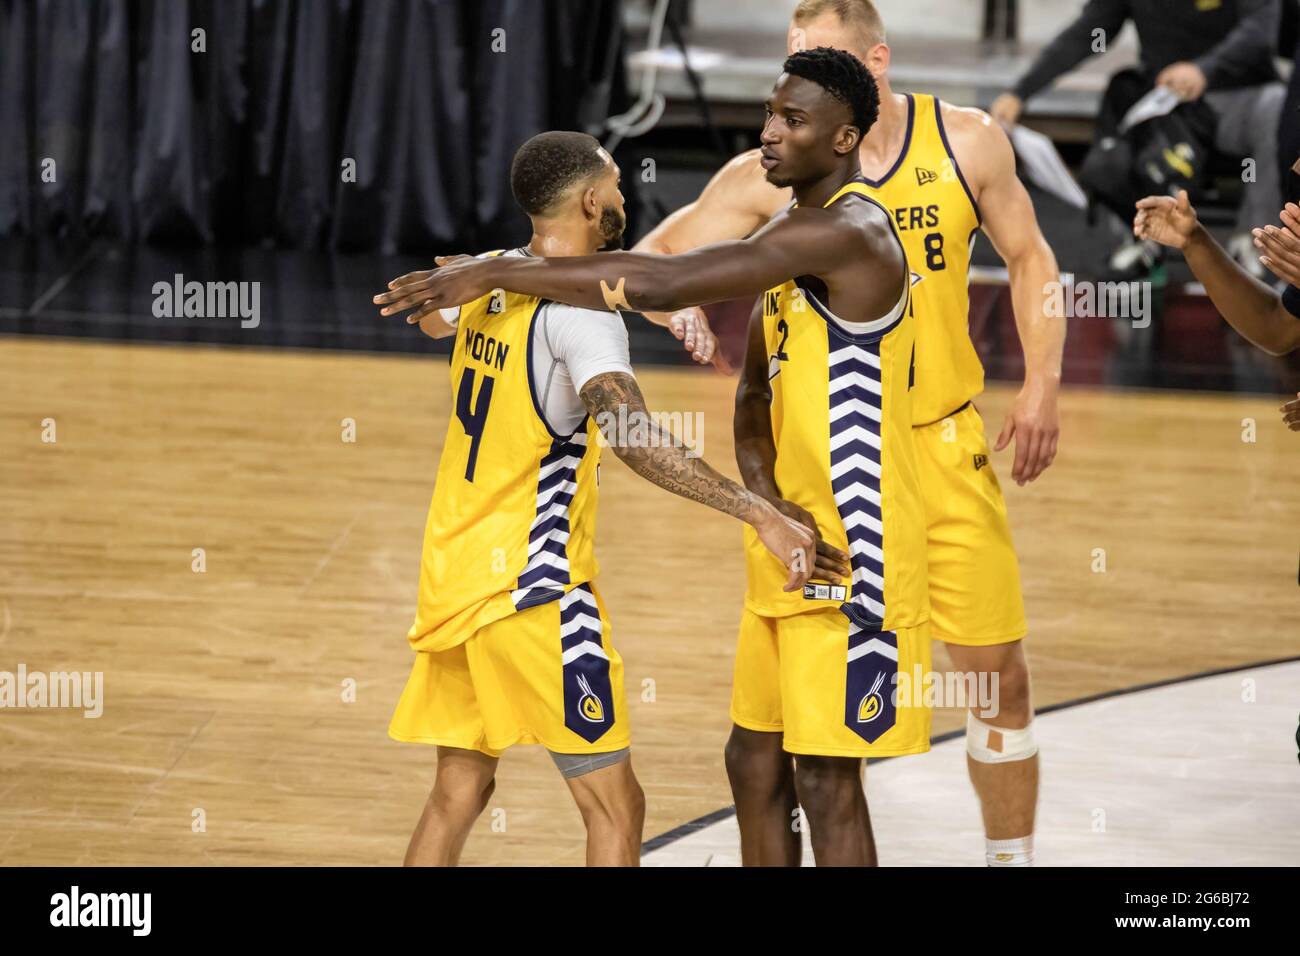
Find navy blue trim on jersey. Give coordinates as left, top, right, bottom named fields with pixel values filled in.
left=801, top=188, right=911, bottom=344
left=798, top=277, right=907, bottom=345
left=913, top=400, right=973, bottom=430
left=861, top=94, right=914, bottom=188
left=932, top=95, right=982, bottom=227
left=526, top=297, right=593, bottom=444
left=514, top=587, right=565, bottom=612
left=526, top=299, right=575, bottom=443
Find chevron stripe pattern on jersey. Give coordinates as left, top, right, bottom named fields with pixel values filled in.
left=826, top=332, right=902, bottom=743
left=512, top=431, right=588, bottom=611
left=827, top=336, right=887, bottom=627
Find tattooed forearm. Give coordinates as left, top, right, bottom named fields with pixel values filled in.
left=579, top=372, right=761, bottom=523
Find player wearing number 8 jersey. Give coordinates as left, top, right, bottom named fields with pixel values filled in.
left=631, top=1, right=1066, bottom=868
left=384, top=132, right=814, bottom=867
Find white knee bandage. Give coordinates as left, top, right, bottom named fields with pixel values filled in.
left=966, top=713, right=1037, bottom=764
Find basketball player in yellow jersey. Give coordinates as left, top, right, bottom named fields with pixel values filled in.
left=382, top=132, right=814, bottom=867
left=378, top=50, right=924, bottom=865
left=635, top=1, right=1065, bottom=866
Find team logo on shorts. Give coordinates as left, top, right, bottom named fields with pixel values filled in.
left=577, top=674, right=606, bottom=723
left=856, top=671, right=887, bottom=723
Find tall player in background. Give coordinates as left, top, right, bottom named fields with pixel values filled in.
left=385, top=131, right=813, bottom=867
left=378, top=49, right=932, bottom=865
left=636, top=0, right=1064, bottom=866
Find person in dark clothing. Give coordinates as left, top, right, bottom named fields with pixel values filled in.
left=992, top=0, right=1286, bottom=278
left=1281, top=33, right=1300, bottom=204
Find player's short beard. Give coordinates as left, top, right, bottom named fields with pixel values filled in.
left=598, top=205, right=626, bottom=251
left=764, top=168, right=794, bottom=189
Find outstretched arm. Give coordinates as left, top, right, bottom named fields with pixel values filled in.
left=1135, top=191, right=1300, bottom=356
left=374, top=206, right=862, bottom=321
left=578, top=370, right=814, bottom=591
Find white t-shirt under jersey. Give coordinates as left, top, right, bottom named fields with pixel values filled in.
left=441, top=248, right=634, bottom=435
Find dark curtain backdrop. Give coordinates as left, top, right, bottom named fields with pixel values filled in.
left=0, top=0, right=626, bottom=252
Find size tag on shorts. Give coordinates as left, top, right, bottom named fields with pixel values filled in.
left=803, top=583, right=847, bottom=601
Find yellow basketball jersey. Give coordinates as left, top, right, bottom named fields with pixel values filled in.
left=407, top=270, right=602, bottom=653
left=742, top=182, right=929, bottom=632
left=857, top=94, right=983, bottom=425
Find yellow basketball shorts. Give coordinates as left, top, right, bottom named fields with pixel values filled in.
left=731, top=607, right=932, bottom=758
left=388, top=583, right=629, bottom=757
left=914, top=403, right=1027, bottom=647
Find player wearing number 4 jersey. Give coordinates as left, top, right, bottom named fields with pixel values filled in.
left=638, top=0, right=1064, bottom=867
left=377, top=48, right=931, bottom=866
left=381, top=131, right=813, bottom=867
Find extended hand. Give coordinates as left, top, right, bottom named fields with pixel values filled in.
left=1254, top=204, right=1300, bottom=287
left=989, top=92, right=1022, bottom=127
left=665, top=306, right=732, bottom=372
left=766, top=496, right=850, bottom=583
left=1282, top=393, right=1300, bottom=432
left=1134, top=190, right=1198, bottom=250
left=373, top=255, right=495, bottom=322
left=994, top=379, right=1059, bottom=485
left=751, top=500, right=817, bottom=592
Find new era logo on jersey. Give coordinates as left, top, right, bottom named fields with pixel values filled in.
left=803, top=583, right=848, bottom=602
left=974, top=454, right=989, bottom=471
left=915, top=166, right=938, bottom=186
left=486, top=288, right=506, bottom=314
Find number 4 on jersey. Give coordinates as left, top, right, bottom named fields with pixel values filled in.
left=456, top=368, right=495, bottom=481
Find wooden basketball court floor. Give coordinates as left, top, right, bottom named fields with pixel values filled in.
left=1, top=336, right=1297, bottom=866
